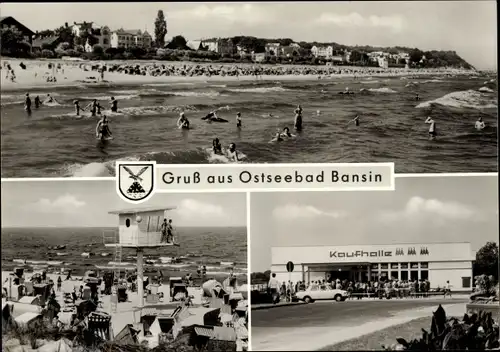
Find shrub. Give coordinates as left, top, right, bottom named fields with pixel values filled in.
left=65, top=49, right=79, bottom=57
left=41, top=49, right=55, bottom=58
left=383, top=305, right=500, bottom=350
left=93, top=45, right=104, bottom=55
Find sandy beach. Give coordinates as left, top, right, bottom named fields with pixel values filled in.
left=0, top=58, right=479, bottom=92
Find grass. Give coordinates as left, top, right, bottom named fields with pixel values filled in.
left=318, top=316, right=443, bottom=351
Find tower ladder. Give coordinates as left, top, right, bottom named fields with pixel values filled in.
left=111, top=244, right=123, bottom=313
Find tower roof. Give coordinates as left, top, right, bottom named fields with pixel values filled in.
left=109, top=206, right=176, bottom=215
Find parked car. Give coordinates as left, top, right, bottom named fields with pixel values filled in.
left=295, top=285, right=349, bottom=303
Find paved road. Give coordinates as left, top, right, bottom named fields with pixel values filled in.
left=251, top=298, right=468, bottom=350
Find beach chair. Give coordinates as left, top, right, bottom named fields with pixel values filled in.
left=82, top=287, right=92, bottom=300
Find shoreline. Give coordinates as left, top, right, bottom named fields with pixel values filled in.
left=0, top=58, right=481, bottom=92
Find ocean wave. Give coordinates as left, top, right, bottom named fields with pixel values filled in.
left=364, top=87, right=397, bottom=93
left=228, top=87, right=290, bottom=93
left=66, top=147, right=248, bottom=177
left=80, top=94, right=138, bottom=100
left=416, top=89, right=498, bottom=110
left=143, top=83, right=195, bottom=87
left=479, top=86, right=494, bottom=93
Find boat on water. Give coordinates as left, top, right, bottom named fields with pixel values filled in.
left=220, top=261, right=234, bottom=266
left=56, top=252, right=68, bottom=256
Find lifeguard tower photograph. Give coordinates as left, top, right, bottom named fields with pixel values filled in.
left=249, top=174, right=499, bottom=351
left=1, top=180, right=249, bottom=351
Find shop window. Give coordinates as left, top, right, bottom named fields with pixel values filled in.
left=420, top=262, right=429, bottom=269
left=371, top=263, right=379, bottom=270
left=380, top=263, right=389, bottom=270
left=390, top=271, right=399, bottom=280
left=400, top=263, right=409, bottom=269
left=410, top=271, right=418, bottom=281
left=400, top=271, right=408, bottom=281
left=462, top=277, right=471, bottom=288
left=421, top=270, right=429, bottom=280
left=380, top=271, right=388, bottom=280
left=391, top=263, right=399, bottom=269
left=410, top=262, right=419, bottom=269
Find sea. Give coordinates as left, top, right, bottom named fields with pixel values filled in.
left=1, top=226, right=247, bottom=283
left=1, top=74, right=497, bottom=177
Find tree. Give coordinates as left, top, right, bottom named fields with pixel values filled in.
left=409, top=48, right=424, bottom=64
left=475, top=242, right=499, bottom=279
left=154, top=10, right=168, bottom=48
left=166, top=35, right=188, bottom=50
left=350, top=50, right=362, bottom=63
left=92, top=45, right=104, bottom=55
left=0, top=28, right=25, bottom=54
left=80, top=32, right=98, bottom=47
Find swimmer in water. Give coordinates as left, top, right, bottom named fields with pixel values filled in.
left=415, top=93, right=420, bottom=101
left=280, top=127, right=295, bottom=138
left=85, top=99, right=98, bottom=117
left=43, top=93, right=54, bottom=104
left=212, top=138, right=223, bottom=155
left=294, top=105, right=303, bottom=131
left=110, top=97, right=118, bottom=113
left=24, top=93, right=31, bottom=114
left=96, top=102, right=102, bottom=115
left=96, top=115, right=112, bottom=140
left=236, top=112, right=242, bottom=128
left=226, top=143, right=239, bottom=162
left=74, top=100, right=84, bottom=116
left=34, top=95, right=41, bottom=109
left=203, top=111, right=217, bottom=121
left=272, top=131, right=284, bottom=142
left=348, top=115, right=360, bottom=127
left=475, top=117, right=485, bottom=130
left=424, top=116, right=437, bottom=140
left=177, top=112, right=190, bottom=129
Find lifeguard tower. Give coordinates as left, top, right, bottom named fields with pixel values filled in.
left=103, top=206, right=180, bottom=311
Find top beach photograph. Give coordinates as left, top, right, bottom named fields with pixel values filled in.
left=0, top=1, right=497, bottom=178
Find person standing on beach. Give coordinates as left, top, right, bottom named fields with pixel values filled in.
left=166, top=219, right=174, bottom=243
left=236, top=112, right=242, bottom=128
left=110, top=97, right=118, bottom=113
left=34, top=95, right=41, bottom=109
left=425, top=116, right=437, bottom=140
left=57, top=276, right=62, bottom=291
left=24, top=93, right=32, bottom=115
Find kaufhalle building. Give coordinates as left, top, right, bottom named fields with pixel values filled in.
left=271, top=242, right=474, bottom=290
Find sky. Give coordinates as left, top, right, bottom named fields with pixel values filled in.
left=0, top=2, right=496, bottom=69
left=250, top=175, right=499, bottom=272
left=1, top=180, right=247, bottom=228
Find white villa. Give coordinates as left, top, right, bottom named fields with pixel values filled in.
left=311, top=45, right=334, bottom=59
left=110, top=29, right=153, bottom=49
left=71, top=22, right=111, bottom=52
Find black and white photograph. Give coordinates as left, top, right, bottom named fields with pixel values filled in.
left=250, top=175, right=499, bottom=351
left=1, top=180, right=249, bottom=351
left=0, top=1, right=497, bottom=178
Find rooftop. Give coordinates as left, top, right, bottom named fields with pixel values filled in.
left=108, top=206, right=177, bottom=215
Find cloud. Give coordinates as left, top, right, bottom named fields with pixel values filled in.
left=170, top=4, right=273, bottom=26
left=27, top=194, right=86, bottom=214
left=177, top=199, right=226, bottom=219
left=273, top=204, right=347, bottom=220
left=379, top=196, right=483, bottom=223
left=317, top=12, right=404, bottom=31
